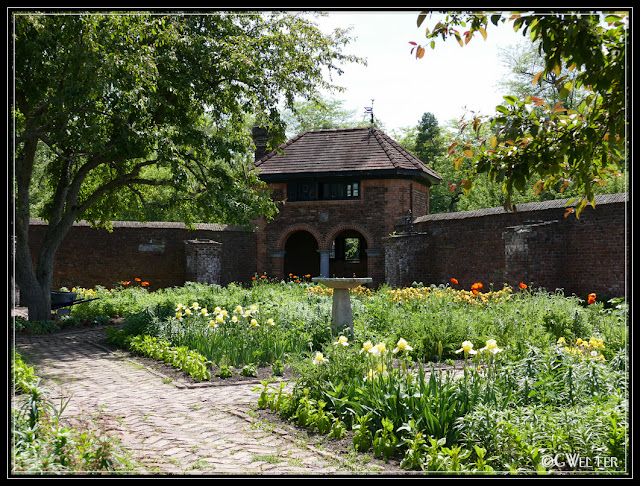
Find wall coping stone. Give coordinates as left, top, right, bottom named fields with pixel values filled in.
left=413, top=192, right=628, bottom=224
left=29, top=218, right=248, bottom=232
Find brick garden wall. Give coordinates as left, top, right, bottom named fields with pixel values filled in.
left=383, top=193, right=628, bottom=299
left=27, top=220, right=256, bottom=291
left=26, top=193, right=628, bottom=300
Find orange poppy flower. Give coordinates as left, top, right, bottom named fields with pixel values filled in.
left=451, top=278, right=458, bottom=285
left=135, top=278, right=141, bottom=282
left=588, top=293, right=596, bottom=304
left=472, top=289, right=479, bottom=295
left=519, top=282, right=527, bottom=290
left=141, top=281, right=149, bottom=287
left=123, top=281, right=131, bottom=285
left=252, top=276, right=257, bottom=280
left=471, top=282, right=483, bottom=290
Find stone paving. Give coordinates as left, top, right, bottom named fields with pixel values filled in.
left=12, top=324, right=381, bottom=476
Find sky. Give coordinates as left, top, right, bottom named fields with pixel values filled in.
left=312, top=10, right=528, bottom=134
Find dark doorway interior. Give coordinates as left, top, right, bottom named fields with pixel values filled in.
left=330, top=230, right=367, bottom=278
left=284, top=231, right=320, bottom=278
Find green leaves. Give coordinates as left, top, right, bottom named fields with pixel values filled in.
left=15, top=12, right=361, bottom=228
left=411, top=11, right=628, bottom=217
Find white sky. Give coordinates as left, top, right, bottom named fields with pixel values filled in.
left=313, top=10, right=528, bottom=134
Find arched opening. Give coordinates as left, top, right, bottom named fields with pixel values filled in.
left=330, top=229, right=368, bottom=278
left=284, top=230, right=320, bottom=278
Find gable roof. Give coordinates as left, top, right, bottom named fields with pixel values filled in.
left=253, top=127, right=442, bottom=185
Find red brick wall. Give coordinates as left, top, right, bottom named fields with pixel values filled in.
left=26, top=192, right=627, bottom=300
left=384, top=194, right=628, bottom=299
left=27, top=220, right=256, bottom=291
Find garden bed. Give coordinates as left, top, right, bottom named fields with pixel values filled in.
left=18, top=280, right=627, bottom=473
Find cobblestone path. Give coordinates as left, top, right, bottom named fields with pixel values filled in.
left=13, top=326, right=379, bottom=475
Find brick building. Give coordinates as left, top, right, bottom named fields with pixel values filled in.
left=23, top=126, right=627, bottom=300
left=251, top=126, right=442, bottom=286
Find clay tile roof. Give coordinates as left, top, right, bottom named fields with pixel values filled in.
left=253, top=127, right=442, bottom=184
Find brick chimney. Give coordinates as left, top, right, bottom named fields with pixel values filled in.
left=251, top=126, right=269, bottom=161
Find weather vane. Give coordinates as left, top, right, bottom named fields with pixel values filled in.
left=364, top=99, right=374, bottom=125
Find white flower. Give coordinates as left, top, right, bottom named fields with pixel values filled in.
left=393, top=338, right=413, bottom=353
left=456, top=341, right=477, bottom=355
left=370, top=342, right=387, bottom=357
left=361, top=341, right=374, bottom=354
left=313, top=352, right=328, bottom=365
left=479, top=339, right=502, bottom=354
left=334, top=335, right=349, bottom=346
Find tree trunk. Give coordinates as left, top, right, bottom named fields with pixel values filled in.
left=14, top=249, right=51, bottom=322
left=14, top=218, right=74, bottom=322
left=14, top=134, right=67, bottom=321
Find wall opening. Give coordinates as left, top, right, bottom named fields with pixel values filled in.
left=284, top=230, right=320, bottom=278
left=330, top=229, right=368, bottom=278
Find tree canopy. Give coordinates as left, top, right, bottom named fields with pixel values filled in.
left=411, top=11, right=628, bottom=217
left=12, top=11, right=360, bottom=319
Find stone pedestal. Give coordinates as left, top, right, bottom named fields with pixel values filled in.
left=312, top=277, right=372, bottom=335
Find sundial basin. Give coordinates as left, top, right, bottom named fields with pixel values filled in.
left=312, top=277, right=372, bottom=289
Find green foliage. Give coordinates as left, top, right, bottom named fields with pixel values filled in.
left=218, top=365, right=234, bottom=379
left=402, top=111, right=626, bottom=215
left=12, top=351, right=38, bottom=394
left=58, top=280, right=627, bottom=473
left=373, top=417, right=398, bottom=461
left=13, top=11, right=362, bottom=320
left=413, top=12, right=628, bottom=217
left=352, top=412, right=374, bottom=452
left=281, top=95, right=361, bottom=138
left=14, top=11, right=360, bottom=226
left=13, top=318, right=60, bottom=335
left=107, top=331, right=211, bottom=382
left=11, top=363, right=126, bottom=473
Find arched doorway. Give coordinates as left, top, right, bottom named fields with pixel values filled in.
left=329, top=229, right=368, bottom=278
left=284, top=231, right=320, bottom=278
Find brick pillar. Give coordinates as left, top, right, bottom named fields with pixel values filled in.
left=185, top=239, right=222, bottom=285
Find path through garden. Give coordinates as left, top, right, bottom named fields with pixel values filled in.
left=12, top=315, right=398, bottom=475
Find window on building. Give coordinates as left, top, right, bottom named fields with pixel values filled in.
left=287, top=181, right=360, bottom=201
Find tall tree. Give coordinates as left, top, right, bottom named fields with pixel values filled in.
left=12, top=11, right=360, bottom=320
left=281, top=96, right=360, bottom=138
left=411, top=11, right=628, bottom=216
left=496, top=40, right=590, bottom=111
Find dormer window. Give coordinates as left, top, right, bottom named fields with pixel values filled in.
left=287, top=181, right=360, bottom=202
